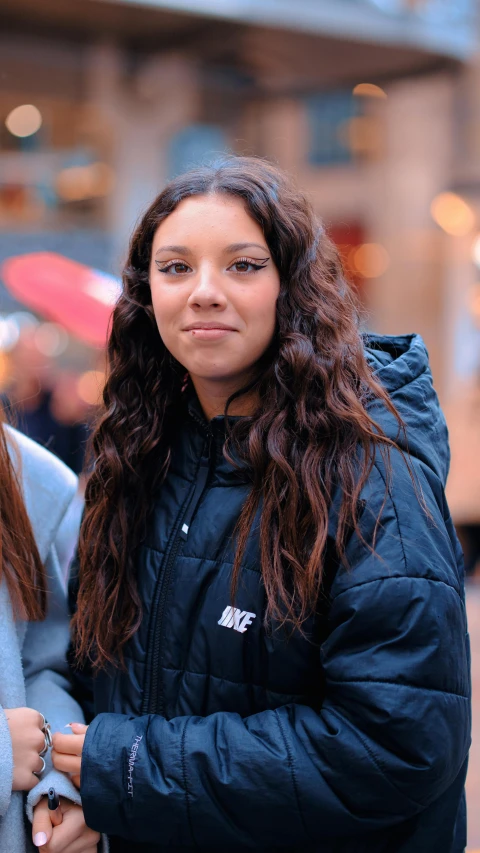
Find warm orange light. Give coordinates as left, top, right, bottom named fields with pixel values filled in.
left=0, top=353, right=11, bottom=391
left=352, top=83, right=387, bottom=99
left=352, top=243, right=390, bottom=278
left=56, top=162, right=115, bottom=202
left=471, top=233, right=480, bottom=266
left=430, top=192, right=475, bottom=237
left=469, top=285, right=480, bottom=323
left=5, top=104, right=42, bottom=137
left=77, top=370, right=104, bottom=406
left=341, top=116, right=382, bottom=156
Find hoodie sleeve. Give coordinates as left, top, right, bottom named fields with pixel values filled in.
left=80, top=455, right=471, bottom=847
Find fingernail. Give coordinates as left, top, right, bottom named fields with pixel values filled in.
left=33, top=832, right=48, bottom=846
left=64, top=723, right=72, bottom=728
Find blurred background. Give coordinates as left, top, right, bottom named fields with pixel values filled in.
left=0, top=0, right=478, bottom=845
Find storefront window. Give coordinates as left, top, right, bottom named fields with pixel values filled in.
left=306, top=91, right=361, bottom=167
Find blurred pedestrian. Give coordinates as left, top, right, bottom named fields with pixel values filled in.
left=3, top=331, right=90, bottom=475
left=58, top=157, right=470, bottom=853
left=0, top=414, right=99, bottom=852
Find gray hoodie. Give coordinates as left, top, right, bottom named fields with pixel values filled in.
left=0, top=426, right=84, bottom=852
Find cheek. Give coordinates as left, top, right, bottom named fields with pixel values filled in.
left=247, top=281, right=279, bottom=333
left=151, top=287, right=180, bottom=335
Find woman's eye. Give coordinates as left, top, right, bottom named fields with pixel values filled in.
left=230, top=258, right=267, bottom=274
left=157, top=261, right=190, bottom=275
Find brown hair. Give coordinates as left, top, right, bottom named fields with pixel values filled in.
left=0, top=415, right=47, bottom=620
left=73, top=156, right=402, bottom=669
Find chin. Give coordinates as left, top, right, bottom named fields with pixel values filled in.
left=189, top=365, right=251, bottom=385
left=194, top=371, right=238, bottom=383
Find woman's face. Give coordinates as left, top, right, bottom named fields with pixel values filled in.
left=149, top=194, right=280, bottom=391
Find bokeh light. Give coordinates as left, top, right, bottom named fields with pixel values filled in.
left=350, top=243, right=390, bottom=278
left=471, top=234, right=480, bottom=267
left=56, top=162, right=116, bottom=202
left=469, top=284, right=480, bottom=324
left=5, top=104, right=42, bottom=138
left=34, top=323, right=69, bottom=357
left=0, top=316, right=21, bottom=351
left=10, top=311, right=39, bottom=330
left=77, top=370, right=104, bottom=406
left=0, top=353, right=10, bottom=390
left=430, top=192, right=475, bottom=236
left=352, top=83, right=387, bottom=99
left=340, top=116, right=382, bottom=157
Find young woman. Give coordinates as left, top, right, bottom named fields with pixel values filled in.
left=0, top=418, right=100, bottom=853
left=55, top=157, right=470, bottom=853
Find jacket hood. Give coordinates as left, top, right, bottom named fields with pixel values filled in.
left=364, top=334, right=450, bottom=486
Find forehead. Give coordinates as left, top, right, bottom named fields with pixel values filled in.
left=151, top=194, right=265, bottom=247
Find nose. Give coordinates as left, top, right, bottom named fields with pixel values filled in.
left=187, top=265, right=227, bottom=311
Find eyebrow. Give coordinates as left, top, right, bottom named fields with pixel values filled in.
left=155, top=245, right=190, bottom=256
left=154, top=242, right=270, bottom=257
left=225, top=243, right=270, bottom=254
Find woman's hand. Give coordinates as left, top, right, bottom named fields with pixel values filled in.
left=32, top=795, right=100, bottom=851
left=52, top=723, right=87, bottom=788
left=5, top=707, right=46, bottom=791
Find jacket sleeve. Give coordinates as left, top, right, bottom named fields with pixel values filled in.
left=80, top=458, right=471, bottom=847
left=0, top=708, right=13, bottom=817
left=23, top=543, right=84, bottom=818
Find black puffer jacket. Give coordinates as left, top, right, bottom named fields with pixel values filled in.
left=77, top=334, right=471, bottom=853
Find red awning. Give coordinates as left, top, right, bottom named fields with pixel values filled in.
left=1, top=252, right=121, bottom=348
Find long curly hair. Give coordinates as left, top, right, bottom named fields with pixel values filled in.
left=0, top=415, right=46, bottom=620
left=73, top=156, right=402, bottom=669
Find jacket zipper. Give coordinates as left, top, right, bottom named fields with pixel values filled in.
left=143, top=430, right=213, bottom=716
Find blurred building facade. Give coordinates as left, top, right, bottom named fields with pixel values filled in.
left=0, top=0, right=480, bottom=521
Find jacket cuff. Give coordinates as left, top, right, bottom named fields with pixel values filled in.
left=0, top=707, right=13, bottom=816
left=81, top=712, right=191, bottom=845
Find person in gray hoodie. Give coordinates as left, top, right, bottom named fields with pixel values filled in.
left=0, top=421, right=100, bottom=852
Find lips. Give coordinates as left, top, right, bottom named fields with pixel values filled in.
left=182, top=321, right=238, bottom=341
left=183, top=323, right=237, bottom=332
left=184, top=326, right=236, bottom=341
